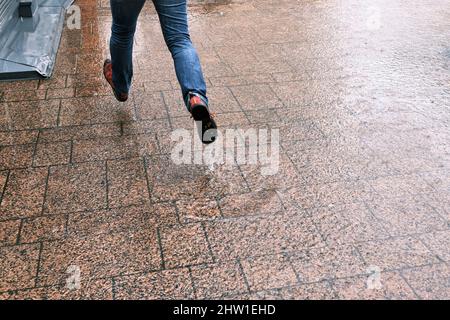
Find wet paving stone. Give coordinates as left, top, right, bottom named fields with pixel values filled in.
left=176, top=197, right=222, bottom=223
left=331, top=271, right=417, bottom=300
left=364, top=195, right=448, bottom=237
left=33, top=142, right=72, bottom=167
left=43, top=162, right=107, bottom=213
left=0, top=244, right=40, bottom=292
left=0, top=219, right=20, bottom=246
left=37, top=229, right=161, bottom=287
left=309, top=202, right=390, bottom=246
left=190, top=261, right=249, bottom=299
left=159, top=223, right=214, bottom=268
left=113, top=269, right=194, bottom=300
left=401, top=263, right=450, bottom=300
left=288, top=245, right=368, bottom=283
left=0, top=278, right=113, bottom=300
left=0, top=100, right=60, bottom=130
left=204, top=213, right=324, bottom=261
left=146, top=154, right=249, bottom=201
left=20, top=215, right=66, bottom=244
left=356, top=237, right=440, bottom=271
left=241, top=254, right=298, bottom=292
left=107, top=158, right=149, bottom=208
left=0, top=144, right=34, bottom=170
left=0, top=168, right=48, bottom=219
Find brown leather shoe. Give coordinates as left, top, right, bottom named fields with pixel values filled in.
left=103, top=59, right=128, bottom=102
left=188, top=94, right=217, bottom=144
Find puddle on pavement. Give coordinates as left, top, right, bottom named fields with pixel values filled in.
left=189, top=0, right=237, bottom=14
left=202, top=0, right=234, bottom=11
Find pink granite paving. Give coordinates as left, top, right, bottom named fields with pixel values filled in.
left=0, top=0, right=449, bottom=300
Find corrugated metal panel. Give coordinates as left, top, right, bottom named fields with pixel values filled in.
left=0, top=0, right=18, bottom=35
left=0, top=0, right=75, bottom=81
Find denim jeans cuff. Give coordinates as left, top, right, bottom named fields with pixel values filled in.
left=185, top=91, right=208, bottom=108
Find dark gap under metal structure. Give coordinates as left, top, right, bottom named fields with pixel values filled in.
left=0, top=0, right=73, bottom=81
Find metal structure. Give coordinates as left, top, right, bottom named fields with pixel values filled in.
left=0, top=0, right=73, bottom=81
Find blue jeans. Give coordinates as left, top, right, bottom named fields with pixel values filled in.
left=110, top=0, right=208, bottom=107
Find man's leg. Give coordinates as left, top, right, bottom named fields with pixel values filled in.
left=152, top=0, right=208, bottom=108
left=109, top=0, right=146, bottom=94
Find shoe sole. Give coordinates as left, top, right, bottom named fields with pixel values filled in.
left=113, top=91, right=128, bottom=102
left=191, top=103, right=210, bottom=122
left=191, top=104, right=217, bottom=144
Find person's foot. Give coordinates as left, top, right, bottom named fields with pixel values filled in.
left=188, top=95, right=217, bottom=144
left=103, top=59, right=128, bottom=102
